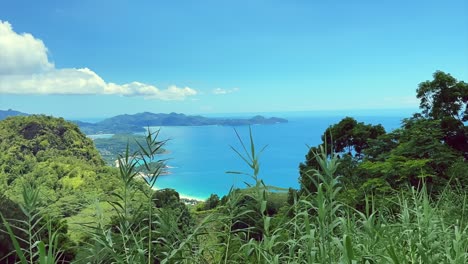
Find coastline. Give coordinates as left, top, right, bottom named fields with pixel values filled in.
left=135, top=172, right=205, bottom=204
left=151, top=185, right=205, bottom=204
left=113, top=157, right=205, bottom=203
left=137, top=172, right=205, bottom=202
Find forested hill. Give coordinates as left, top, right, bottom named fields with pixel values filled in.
left=75, top=112, right=288, bottom=134
left=0, top=115, right=120, bottom=261
left=0, top=115, right=104, bottom=167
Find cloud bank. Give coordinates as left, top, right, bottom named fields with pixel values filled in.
left=212, top=87, right=239, bottom=95
left=0, top=21, right=197, bottom=100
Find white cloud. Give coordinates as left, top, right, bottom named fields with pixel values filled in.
left=110, top=83, right=198, bottom=100
left=0, top=21, right=53, bottom=75
left=212, top=87, right=239, bottom=95
left=0, top=20, right=197, bottom=100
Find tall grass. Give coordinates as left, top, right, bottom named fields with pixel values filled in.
left=0, top=183, right=65, bottom=263
left=1, top=128, right=466, bottom=263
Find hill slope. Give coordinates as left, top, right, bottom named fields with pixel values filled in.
left=0, top=115, right=118, bottom=221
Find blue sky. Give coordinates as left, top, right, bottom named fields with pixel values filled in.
left=0, top=0, right=467, bottom=119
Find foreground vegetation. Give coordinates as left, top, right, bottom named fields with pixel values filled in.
left=0, top=71, right=466, bottom=263
left=1, top=130, right=467, bottom=263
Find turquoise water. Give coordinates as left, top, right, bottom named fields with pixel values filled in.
left=135, top=115, right=404, bottom=200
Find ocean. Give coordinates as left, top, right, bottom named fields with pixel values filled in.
left=131, top=115, right=405, bottom=200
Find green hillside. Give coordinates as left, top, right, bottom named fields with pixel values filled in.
left=0, top=115, right=122, bottom=261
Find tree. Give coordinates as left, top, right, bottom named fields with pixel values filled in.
left=152, top=188, right=193, bottom=232
left=417, top=71, right=468, bottom=121
left=204, top=194, right=220, bottom=210
left=360, top=116, right=461, bottom=192
left=352, top=122, right=386, bottom=156
left=299, top=118, right=385, bottom=195
left=323, top=117, right=357, bottom=155
left=322, top=117, right=385, bottom=157
left=152, top=188, right=181, bottom=208
left=416, top=71, right=468, bottom=156
left=364, top=130, right=400, bottom=161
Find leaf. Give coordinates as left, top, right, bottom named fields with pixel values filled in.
left=0, top=213, right=28, bottom=264
left=343, top=234, right=354, bottom=264
left=37, top=241, right=47, bottom=264
left=386, top=245, right=400, bottom=264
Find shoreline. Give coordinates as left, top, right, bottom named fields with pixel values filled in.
left=119, top=160, right=205, bottom=203
left=151, top=185, right=205, bottom=203
left=139, top=173, right=205, bottom=202
left=134, top=172, right=205, bottom=203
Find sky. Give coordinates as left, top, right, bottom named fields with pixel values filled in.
left=0, top=0, right=467, bottom=119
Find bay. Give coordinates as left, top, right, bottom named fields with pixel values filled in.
left=136, top=114, right=405, bottom=200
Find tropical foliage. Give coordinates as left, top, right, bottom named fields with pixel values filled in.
left=0, top=71, right=466, bottom=263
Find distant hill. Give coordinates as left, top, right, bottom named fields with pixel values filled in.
left=0, top=109, right=287, bottom=134
left=74, top=112, right=288, bottom=134
left=0, top=109, right=29, bottom=120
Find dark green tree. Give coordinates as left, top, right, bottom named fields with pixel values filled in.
left=152, top=188, right=193, bottom=233
left=323, top=117, right=358, bottom=155
left=300, top=118, right=385, bottom=194
left=417, top=71, right=468, bottom=121
left=204, top=193, right=220, bottom=210
left=417, top=71, right=468, bottom=156
left=322, top=117, right=385, bottom=157
left=352, top=123, right=386, bottom=157
left=364, top=130, right=401, bottom=161
left=359, top=115, right=462, bottom=193
left=152, top=188, right=181, bottom=208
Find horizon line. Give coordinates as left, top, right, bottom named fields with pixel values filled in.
left=2, top=107, right=420, bottom=121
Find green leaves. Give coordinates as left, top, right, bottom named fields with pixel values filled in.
left=417, top=71, right=468, bottom=121
left=321, top=117, right=385, bottom=157
left=0, top=213, right=28, bottom=264
left=0, top=183, right=65, bottom=263
left=229, top=127, right=268, bottom=182
left=1, top=104, right=467, bottom=263
left=416, top=71, right=468, bottom=155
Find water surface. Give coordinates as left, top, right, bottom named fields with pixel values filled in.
left=137, top=115, right=404, bottom=199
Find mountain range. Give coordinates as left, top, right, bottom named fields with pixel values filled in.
left=0, top=110, right=288, bottom=134
left=0, top=109, right=29, bottom=120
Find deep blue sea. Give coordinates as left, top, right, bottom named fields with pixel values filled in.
left=125, top=115, right=406, bottom=200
